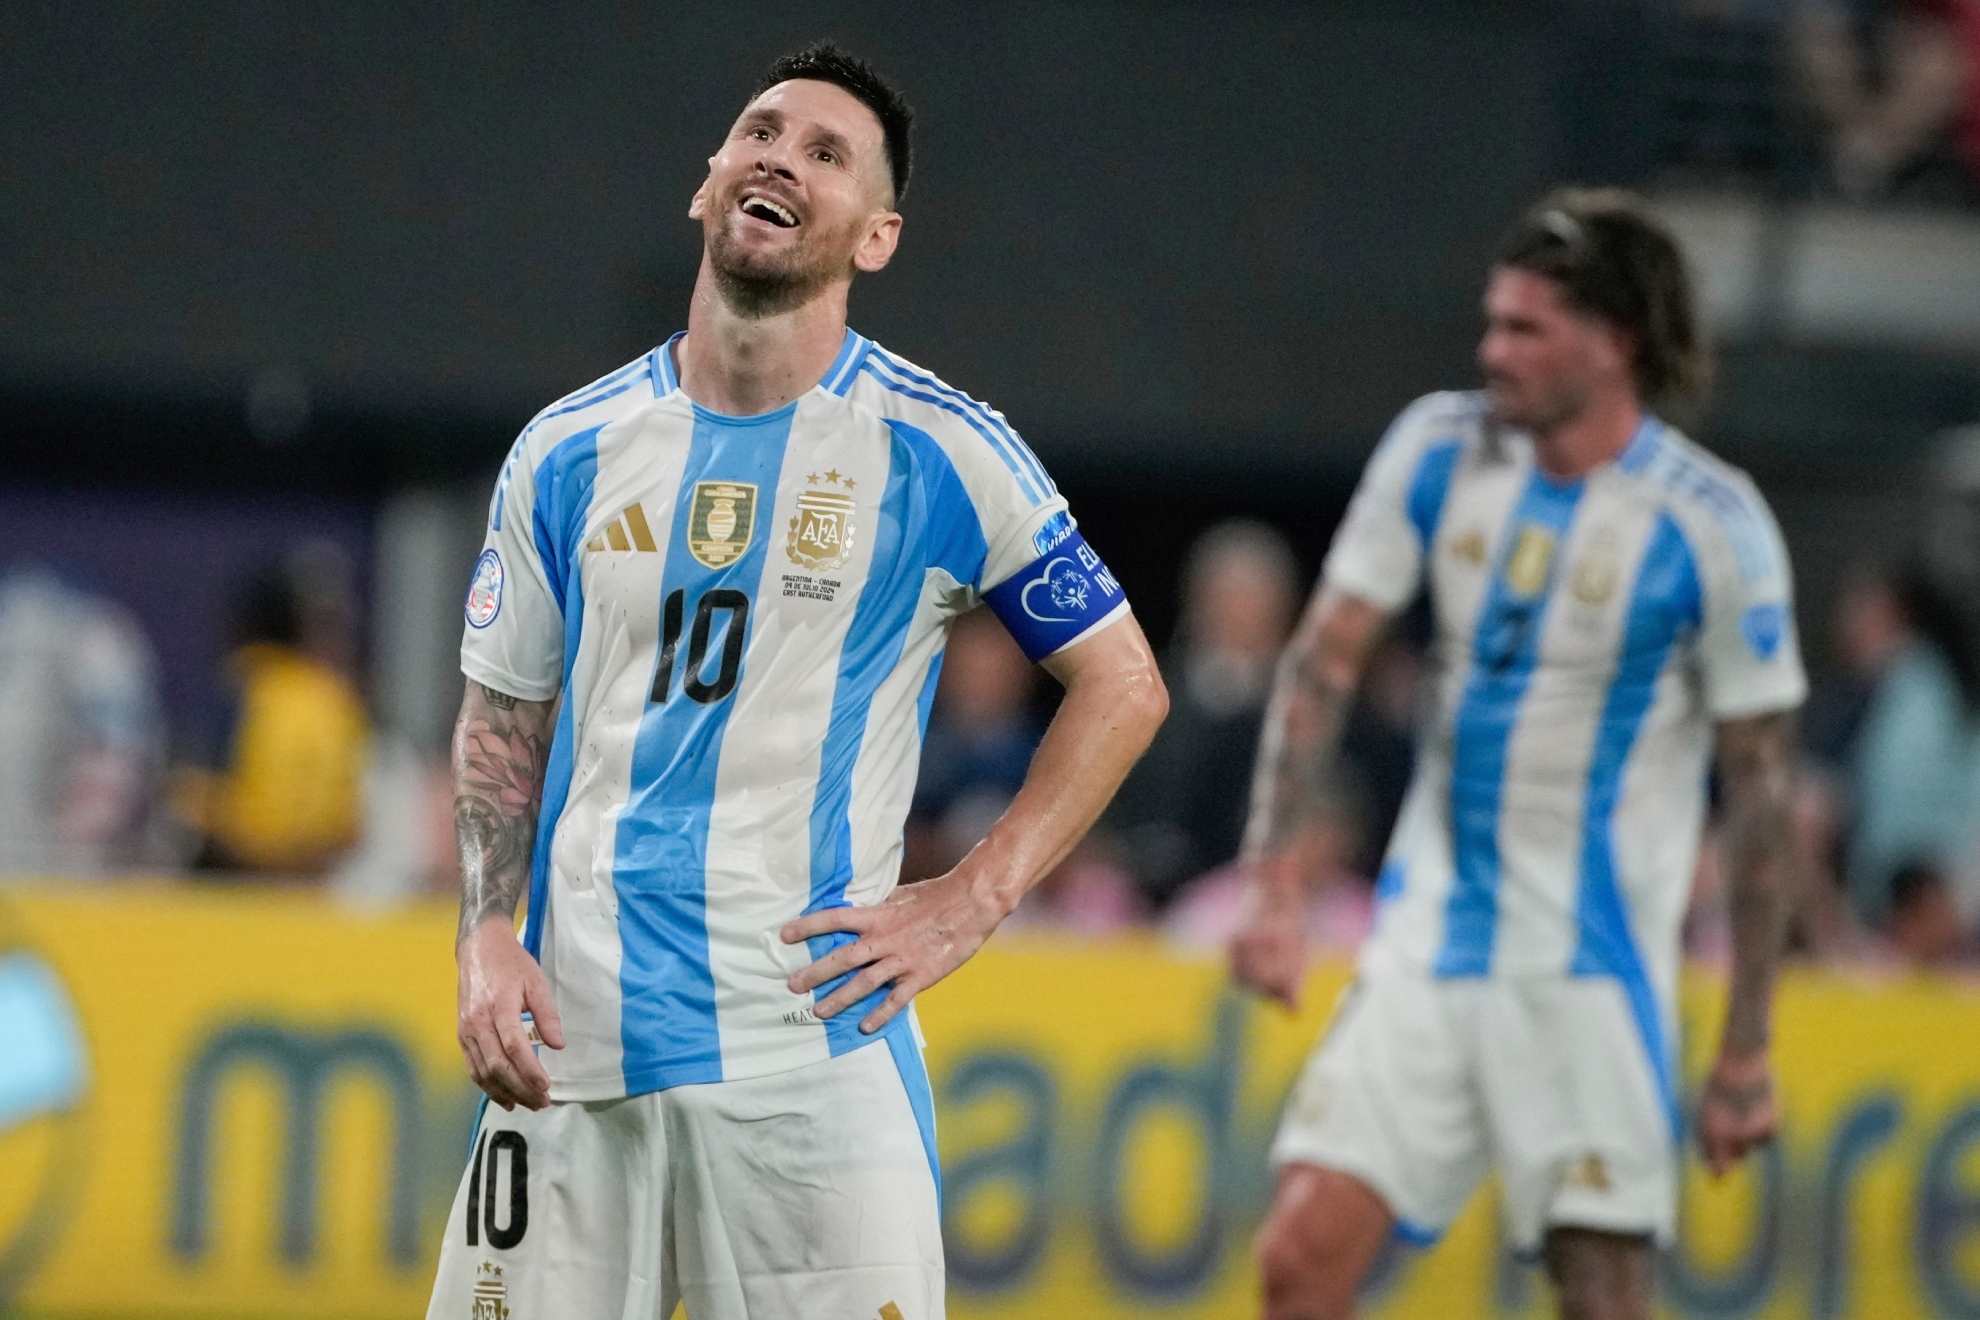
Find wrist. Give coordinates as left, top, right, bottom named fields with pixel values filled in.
left=949, top=838, right=1030, bottom=920
left=962, top=862, right=1026, bottom=921
left=458, top=909, right=518, bottom=950
left=1714, top=1038, right=1770, bottom=1070
left=1242, top=852, right=1306, bottom=900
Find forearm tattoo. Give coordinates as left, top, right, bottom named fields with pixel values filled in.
left=1242, top=647, right=1356, bottom=859
left=1717, top=714, right=1796, bottom=1055
left=454, top=684, right=550, bottom=942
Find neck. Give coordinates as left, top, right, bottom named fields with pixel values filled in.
left=676, top=253, right=851, bottom=416
left=1527, top=387, right=1644, bottom=481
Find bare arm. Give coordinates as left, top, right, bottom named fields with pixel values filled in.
left=1228, top=585, right=1391, bottom=1007
left=782, top=614, right=1168, bottom=1032
left=452, top=681, right=565, bottom=1111
left=1698, top=709, right=1798, bottom=1175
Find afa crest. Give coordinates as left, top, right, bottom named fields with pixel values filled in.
left=1570, top=528, right=1620, bottom=605
left=471, top=1261, right=510, bottom=1319
left=788, top=470, right=858, bottom=572
left=688, top=482, right=757, bottom=569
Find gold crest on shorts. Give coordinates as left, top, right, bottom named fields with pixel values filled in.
left=472, top=1261, right=510, bottom=1320
left=788, top=471, right=858, bottom=572
left=1563, top=1153, right=1612, bottom=1192
left=687, top=482, right=757, bottom=568
left=1504, top=525, right=1556, bottom=597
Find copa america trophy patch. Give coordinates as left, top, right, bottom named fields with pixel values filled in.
left=465, top=549, right=504, bottom=628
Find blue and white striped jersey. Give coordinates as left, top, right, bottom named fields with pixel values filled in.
left=1327, top=392, right=1806, bottom=1105
left=461, top=330, right=1129, bottom=1100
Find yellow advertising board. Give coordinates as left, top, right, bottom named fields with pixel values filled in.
left=3, top=883, right=1980, bottom=1319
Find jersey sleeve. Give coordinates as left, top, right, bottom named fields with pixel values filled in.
left=924, top=420, right=1128, bottom=663
left=1322, top=394, right=1467, bottom=611
left=1690, top=478, right=1808, bottom=720
left=859, top=356, right=1131, bottom=661
left=980, top=503, right=1131, bottom=662
left=459, top=435, right=568, bottom=702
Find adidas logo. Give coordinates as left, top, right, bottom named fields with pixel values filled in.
left=585, top=502, right=658, bottom=553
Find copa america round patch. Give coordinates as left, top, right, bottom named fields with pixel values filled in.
left=465, top=549, right=504, bottom=629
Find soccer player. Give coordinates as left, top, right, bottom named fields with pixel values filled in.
left=429, top=44, right=1167, bottom=1320
left=1230, top=190, right=1803, bottom=1320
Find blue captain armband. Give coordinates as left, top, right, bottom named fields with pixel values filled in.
left=983, top=527, right=1130, bottom=662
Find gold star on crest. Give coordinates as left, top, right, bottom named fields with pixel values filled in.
left=806, top=472, right=821, bottom=485
left=824, top=468, right=842, bottom=485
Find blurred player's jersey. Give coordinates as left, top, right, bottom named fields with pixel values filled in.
left=462, top=329, right=1128, bottom=1099
left=1325, top=390, right=1806, bottom=1128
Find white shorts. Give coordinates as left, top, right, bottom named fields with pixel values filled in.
left=427, top=1034, right=944, bottom=1320
left=1271, top=969, right=1676, bottom=1252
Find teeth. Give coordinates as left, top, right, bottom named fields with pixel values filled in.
left=743, top=196, right=797, bottom=226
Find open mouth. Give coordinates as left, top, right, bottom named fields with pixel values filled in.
left=739, top=195, right=798, bottom=229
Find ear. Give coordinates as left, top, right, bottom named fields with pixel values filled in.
left=1585, top=316, right=1636, bottom=381
left=852, top=210, right=904, bottom=275
left=688, top=164, right=715, bottom=221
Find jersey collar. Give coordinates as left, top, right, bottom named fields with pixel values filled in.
left=649, top=327, right=872, bottom=401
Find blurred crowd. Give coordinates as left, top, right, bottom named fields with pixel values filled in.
left=1661, top=0, right=1980, bottom=202
left=1791, top=0, right=1980, bottom=202
left=6, top=512, right=1980, bottom=976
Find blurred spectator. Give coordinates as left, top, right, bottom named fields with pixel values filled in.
left=1832, top=563, right=1980, bottom=925
left=0, top=566, right=163, bottom=874
left=1162, top=838, right=1374, bottom=958
left=1112, top=520, right=1302, bottom=906
left=905, top=607, right=1046, bottom=881
left=1001, top=836, right=1149, bottom=935
left=1882, top=859, right=1973, bottom=965
left=1793, top=0, right=1980, bottom=200
left=171, top=545, right=371, bottom=876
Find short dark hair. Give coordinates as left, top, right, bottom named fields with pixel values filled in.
left=1495, top=187, right=1711, bottom=420
left=755, top=42, right=914, bottom=204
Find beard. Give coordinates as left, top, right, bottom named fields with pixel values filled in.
left=706, top=209, right=848, bottom=320
left=1487, top=373, right=1590, bottom=434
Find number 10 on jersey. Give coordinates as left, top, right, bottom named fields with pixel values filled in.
left=650, top=588, right=750, bottom=705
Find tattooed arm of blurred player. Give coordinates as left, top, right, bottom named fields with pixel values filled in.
left=1698, top=709, right=1798, bottom=1176
left=453, top=681, right=564, bottom=1112
left=1228, top=586, right=1391, bottom=1008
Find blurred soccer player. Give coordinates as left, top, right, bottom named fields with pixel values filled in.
left=429, top=44, right=1166, bottom=1320
left=1231, top=190, right=1803, bottom=1320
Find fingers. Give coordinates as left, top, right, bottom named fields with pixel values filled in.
left=780, top=905, right=879, bottom=946
left=788, top=935, right=879, bottom=996
left=1228, top=936, right=1304, bottom=1010
left=1698, top=1100, right=1777, bottom=1178
left=492, top=1012, right=552, bottom=1110
left=461, top=1030, right=522, bottom=1110
left=813, top=956, right=907, bottom=1021
left=458, top=993, right=550, bottom=1111
left=522, top=966, right=566, bottom=1051
left=859, top=978, right=920, bottom=1035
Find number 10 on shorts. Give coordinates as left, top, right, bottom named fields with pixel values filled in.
left=465, top=1129, right=529, bottom=1248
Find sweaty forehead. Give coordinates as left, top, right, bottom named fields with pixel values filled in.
left=741, top=79, right=887, bottom=160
